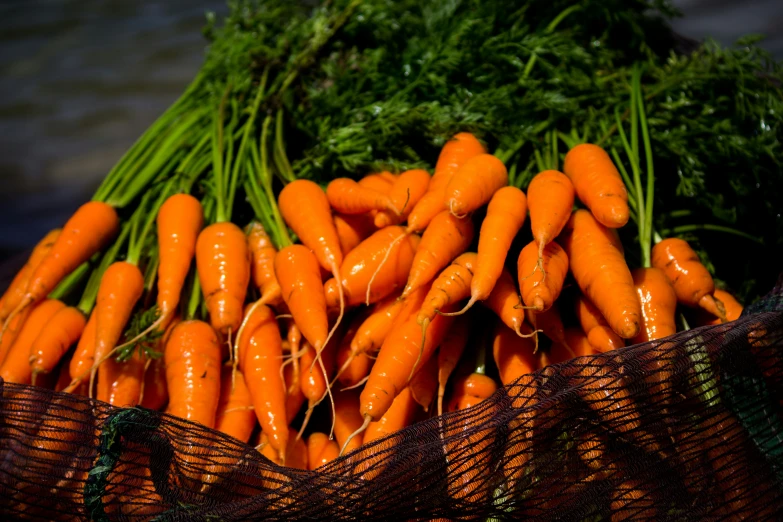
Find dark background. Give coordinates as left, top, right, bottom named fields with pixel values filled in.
left=1, top=0, right=781, bottom=277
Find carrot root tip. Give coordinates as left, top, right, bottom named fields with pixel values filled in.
left=339, top=415, right=371, bottom=457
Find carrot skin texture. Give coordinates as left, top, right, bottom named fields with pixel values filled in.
left=335, top=312, right=374, bottom=387
left=472, top=186, right=528, bottom=302
left=364, top=387, right=419, bottom=444
left=527, top=170, right=575, bottom=249
left=631, top=267, right=678, bottom=344
left=493, top=323, right=537, bottom=385
left=0, top=228, right=61, bottom=320
left=529, top=305, right=567, bottom=346
left=22, top=201, right=119, bottom=306
left=447, top=373, right=498, bottom=412
left=326, top=178, right=396, bottom=215
left=279, top=179, right=343, bottom=272
left=164, top=320, right=222, bottom=428
left=559, top=209, right=640, bottom=339
left=29, top=306, right=86, bottom=375
left=307, top=433, right=340, bottom=469
left=563, top=144, right=629, bottom=228
left=546, top=328, right=597, bottom=365
left=0, top=299, right=65, bottom=384
left=69, top=311, right=97, bottom=382
left=196, top=222, right=250, bottom=336
left=651, top=238, right=721, bottom=316
left=483, top=268, right=526, bottom=335
left=698, top=289, right=743, bottom=325
left=157, top=194, right=203, bottom=319
left=333, top=213, right=375, bottom=257
left=240, top=305, right=288, bottom=459
left=100, top=350, right=146, bottom=407
left=246, top=221, right=282, bottom=306
left=333, top=388, right=365, bottom=454
left=140, top=356, right=168, bottom=411
left=407, top=132, right=486, bottom=234
left=275, top=245, right=328, bottom=351
left=350, top=293, right=406, bottom=356
left=403, top=210, right=474, bottom=298
left=574, top=294, right=625, bottom=352
left=444, top=154, right=508, bottom=216
left=518, top=240, right=568, bottom=312
left=409, top=355, right=438, bottom=411
left=437, top=318, right=472, bottom=413
left=0, top=309, right=30, bottom=368
left=418, top=252, right=477, bottom=323
left=374, top=169, right=431, bottom=227
left=215, top=366, right=256, bottom=444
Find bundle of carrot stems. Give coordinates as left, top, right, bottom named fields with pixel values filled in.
left=0, top=0, right=772, bottom=477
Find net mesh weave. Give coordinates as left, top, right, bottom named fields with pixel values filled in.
left=1, top=279, right=782, bottom=521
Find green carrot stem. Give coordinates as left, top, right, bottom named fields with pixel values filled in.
left=75, top=220, right=133, bottom=315
left=636, top=66, right=655, bottom=268
left=212, top=85, right=232, bottom=223
left=660, top=224, right=763, bottom=244
left=48, top=262, right=90, bottom=303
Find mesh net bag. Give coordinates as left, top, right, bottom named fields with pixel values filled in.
left=1, top=277, right=782, bottom=521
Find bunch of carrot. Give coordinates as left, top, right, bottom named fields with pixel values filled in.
left=0, top=126, right=743, bottom=475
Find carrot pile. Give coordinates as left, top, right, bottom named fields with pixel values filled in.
left=0, top=125, right=745, bottom=474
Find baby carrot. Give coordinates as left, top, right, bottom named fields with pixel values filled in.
left=215, top=365, right=256, bottom=444
left=518, top=240, right=568, bottom=312
left=29, top=305, right=86, bottom=378
left=0, top=299, right=65, bottom=384
left=374, top=169, right=431, bottom=228
left=444, top=154, right=508, bottom=217
left=631, top=267, right=677, bottom=344
left=364, top=387, right=419, bottom=444
left=326, top=178, right=397, bottom=215
left=563, top=144, right=629, bottom=228
left=526, top=170, right=575, bottom=277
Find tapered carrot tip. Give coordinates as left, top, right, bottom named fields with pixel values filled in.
left=532, top=296, right=545, bottom=312
left=699, top=294, right=726, bottom=322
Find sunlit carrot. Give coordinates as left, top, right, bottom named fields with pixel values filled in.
left=333, top=388, right=365, bottom=455
left=409, top=355, right=438, bottom=412
left=492, top=322, right=537, bottom=386
left=0, top=299, right=65, bottom=384
left=307, top=432, right=340, bottom=469
left=374, top=169, right=431, bottom=228
left=528, top=304, right=567, bottom=349
left=444, top=154, right=508, bottom=216
left=29, top=305, right=86, bottom=379
left=563, top=144, right=629, bottom=228
left=246, top=221, right=282, bottom=307
left=631, top=267, right=677, bottom=344
left=364, top=387, right=419, bottom=444
left=335, top=311, right=374, bottom=387
left=526, top=170, right=575, bottom=277
left=518, top=240, right=568, bottom=312
left=574, top=294, right=625, bottom=353
left=215, top=365, right=256, bottom=444
left=417, top=253, right=477, bottom=343
left=326, top=178, right=397, bottom=215
left=68, top=311, right=97, bottom=385
left=482, top=268, right=528, bottom=337
left=333, top=213, right=376, bottom=257
left=447, top=372, right=498, bottom=412
left=98, top=349, right=146, bottom=407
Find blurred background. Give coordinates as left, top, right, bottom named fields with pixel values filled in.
left=1, top=0, right=781, bottom=275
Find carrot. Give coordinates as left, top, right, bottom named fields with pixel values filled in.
left=196, top=221, right=251, bottom=338
left=333, top=388, right=365, bottom=454
left=333, top=213, right=376, bottom=257
left=402, top=210, right=474, bottom=298
left=2, top=201, right=119, bottom=335
left=518, top=240, right=568, bottom=312
left=283, top=356, right=306, bottom=423
left=482, top=268, right=528, bottom=337
left=631, top=267, right=677, bottom=344
left=0, top=299, right=65, bottom=384
left=447, top=372, right=497, bottom=412
left=698, top=288, right=743, bottom=325
left=417, top=253, right=477, bottom=335
left=359, top=173, right=395, bottom=192
left=283, top=428, right=309, bottom=470
left=349, top=293, right=406, bottom=358
left=437, top=317, right=471, bottom=415
left=0, top=309, right=30, bottom=368
left=323, top=226, right=420, bottom=308
left=558, top=209, right=640, bottom=339
left=92, top=261, right=145, bottom=397
left=157, top=194, right=203, bottom=326
left=215, top=365, right=256, bottom=444
left=365, top=387, right=419, bottom=444
left=554, top=328, right=596, bottom=362
left=443, top=154, right=508, bottom=216
left=29, top=305, right=86, bottom=378
left=298, top=336, right=338, bottom=438
left=374, top=169, right=431, bottom=228
left=409, top=355, right=438, bottom=412
left=528, top=304, right=566, bottom=349
left=68, top=310, right=97, bottom=384
left=98, top=349, right=146, bottom=407
left=326, top=178, right=397, bottom=215
left=492, top=322, right=537, bottom=386
left=0, top=228, right=61, bottom=321
left=406, top=132, right=486, bottom=234
left=335, top=311, right=374, bottom=387
left=526, top=169, right=575, bottom=277
left=275, top=245, right=329, bottom=354
left=285, top=319, right=302, bottom=399
left=235, top=301, right=281, bottom=379
left=574, top=294, right=625, bottom=353
left=563, top=143, right=629, bottom=228
left=307, top=433, right=340, bottom=469
left=454, top=187, right=527, bottom=314
left=140, top=356, right=168, bottom=411
left=651, top=237, right=724, bottom=319
left=165, top=320, right=221, bottom=428
left=610, top=476, right=658, bottom=521
left=239, top=304, right=288, bottom=462
left=246, top=221, right=282, bottom=306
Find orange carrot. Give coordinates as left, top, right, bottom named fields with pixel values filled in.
left=409, top=355, right=438, bottom=412
left=447, top=372, right=497, bottom=412
left=298, top=336, right=338, bottom=437
left=283, top=357, right=306, bottom=423
left=323, top=226, right=420, bottom=307
left=334, top=388, right=365, bottom=454
left=239, top=304, right=287, bottom=462
left=196, top=222, right=250, bottom=337
left=140, top=356, right=168, bottom=411
left=528, top=304, right=567, bottom=348
left=92, top=261, right=144, bottom=397
left=574, top=294, right=625, bottom=353
left=374, top=169, right=431, bottom=228
left=215, top=365, right=256, bottom=444
left=283, top=428, right=309, bottom=470
left=699, top=289, right=743, bottom=325
left=29, top=305, right=86, bottom=378
left=437, top=317, right=471, bottom=416
left=559, top=209, right=640, bottom=339
left=0, top=299, right=65, bottom=384
left=557, top=328, right=596, bottom=360
left=307, top=433, right=340, bottom=469
left=3, top=201, right=118, bottom=331
left=457, top=187, right=527, bottom=313
left=157, top=194, right=203, bottom=325
left=444, top=154, right=508, bottom=216
left=492, top=322, right=537, bottom=386
left=563, top=144, right=629, bottom=228
left=69, top=310, right=97, bottom=385
left=526, top=169, right=575, bottom=275
left=350, top=293, right=406, bottom=357
left=0, top=309, right=30, bottom=368
left=518, top=240, right=568, bottom=312
left=98, top=349, right=146, bottom=407
left=402, top=210, right=474, bottom=298
left=358, top=173, right=395, bottom=192
left=482, top=268, right=527, bottom=337
left=246, top=221, right=281, bottom=306
left=365, top=387, right=419, bottom=444
left=285, top=318, right=302, bottom=399
left=0, top=228, right=61, bottom=321
left=164, top=320, right=221, bottom=428
left=335, top=311, right=374, bottom=387
left=417, top=252, right=477, bottom=330
left=275, top=245, right=329, bottom=353
left=651, top=237, right=724, bottom=319
left=327, top=178, right=397, bottom=215
left=406, top=132, right=486, bottom=234
left=631, top=267, right=677, bottom=344
left=334, top=213, right=376, bottom=257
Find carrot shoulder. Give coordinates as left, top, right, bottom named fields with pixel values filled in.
left=563, top=144, right=629, bottom=228
left=443, top=154, right=508, bottom=216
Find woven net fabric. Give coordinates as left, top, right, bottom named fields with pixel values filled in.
left=1, top=279, right=782, bottom=521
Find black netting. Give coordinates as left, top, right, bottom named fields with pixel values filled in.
left=2, top=280, right=783, bottom=521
